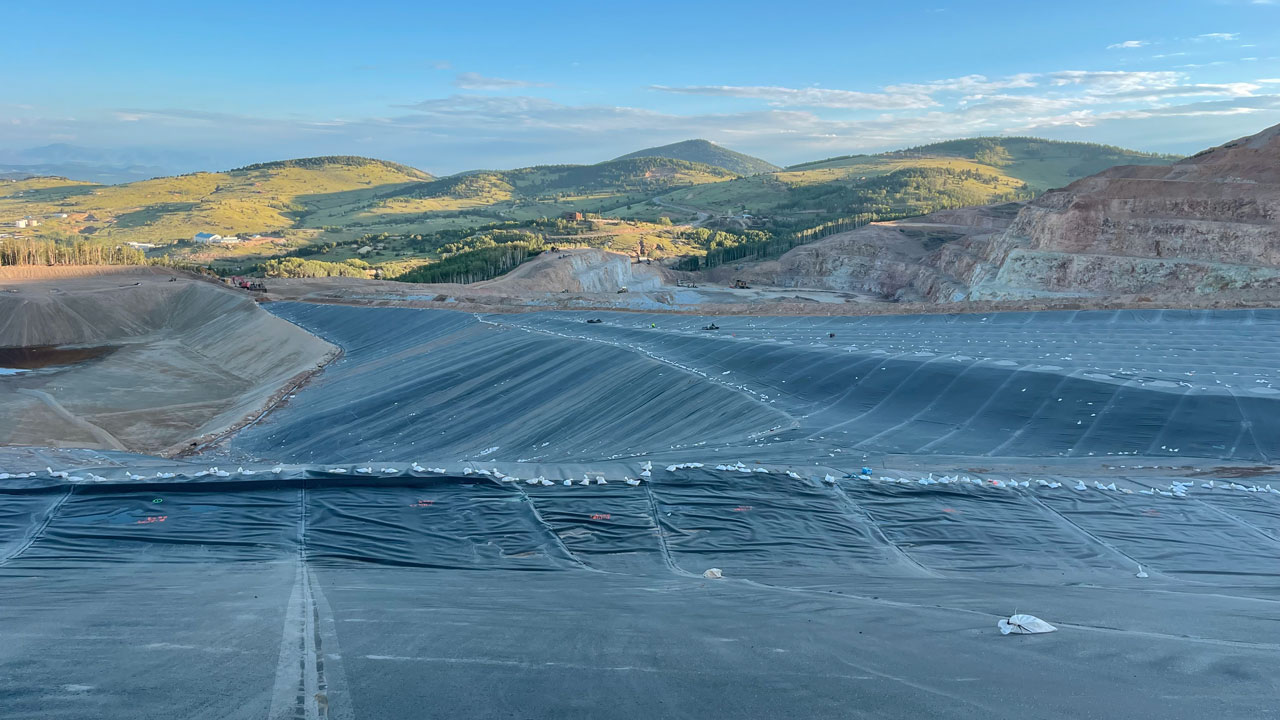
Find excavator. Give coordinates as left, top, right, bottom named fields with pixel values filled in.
left=229, top=276, right=266, bottom=292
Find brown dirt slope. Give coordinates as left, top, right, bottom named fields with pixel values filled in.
left=0, top=268, right=336, bottom=454
left=966, top=122, right=1280, bottom=298
left=708, top=203, right=1021, bottom=302
left=472, top=248, right=669, bottom=293
left=708, top=122, right=1280, bottom=304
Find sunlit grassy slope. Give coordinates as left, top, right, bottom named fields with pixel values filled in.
left=298, top=157, right=736, bottom=238
left=0, top=157, right=433, bottom=244
left=658, top=137, right=1179, bottom=217
left=0, top=155, right=734, bottom=247
left=0, top=137, right=1178, bottom=277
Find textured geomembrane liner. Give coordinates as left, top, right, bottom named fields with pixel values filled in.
left=2, top=304, right=1279, bottom=719
left=227, top=304, right=1280, bottom=463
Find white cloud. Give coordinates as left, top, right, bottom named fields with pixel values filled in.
left=1197, top=33, right=1240, bottom=41
left=1006, top=95, right=1280, bottom=131
left=885, top=74, right=1039, bottom=94
left=1107, top=40, right=1148, bottom=49
left=454, top=72, right=550, bottom=90
left=6, top=63, right=1280, bottom=172
left=1048, top=70, right=1183, bottom=93
left=650, top=84, right=937, bottom=110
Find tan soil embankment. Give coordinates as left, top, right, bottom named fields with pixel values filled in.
left=258, top=274, right=1280, bottom=317
left=0, top=267, right=336, bottom=454
left=0, top=265, right=180, bottom=282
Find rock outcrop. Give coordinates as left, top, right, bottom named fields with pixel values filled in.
left=713, top=203, right=1021, bottom=302
left=964, top=123, right=1280, bottom=299
left=743, top=122, right=1280, bottom=303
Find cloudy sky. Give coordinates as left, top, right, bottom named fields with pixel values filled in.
left=3, top=0, right=1279, bottom=175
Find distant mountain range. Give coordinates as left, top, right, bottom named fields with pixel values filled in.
left=613, top=139, right=780, bottom=176
left=0, top=136, right=1180, bottom=261
left=0, top=143, right=220, bottom=184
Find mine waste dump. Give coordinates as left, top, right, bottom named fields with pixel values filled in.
left=2, top=302, right=1279, bottom=719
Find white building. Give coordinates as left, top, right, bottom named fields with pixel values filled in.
left=193, top=232, right=223, bottom=244
left=15, top=219, right=28, bottom=229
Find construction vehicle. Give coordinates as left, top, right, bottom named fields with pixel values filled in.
left=230, top=276, right=266, bottom=292
left=731, top=279, right=750, bottom=289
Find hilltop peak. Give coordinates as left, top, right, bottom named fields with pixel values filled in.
left=231, top=155, right=434, bottom=180
left=613, top=140, right=780, bottom=176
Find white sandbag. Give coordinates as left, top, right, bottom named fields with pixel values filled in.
left=998, top=614, right=1057, bottom=635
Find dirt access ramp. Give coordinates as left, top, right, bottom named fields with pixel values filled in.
left=472, top=247, right=669, bottom=293
left=0, top=267, right=336, bottom=455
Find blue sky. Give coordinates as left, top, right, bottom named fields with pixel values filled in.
left=3, top=0, right=1279, bottom=174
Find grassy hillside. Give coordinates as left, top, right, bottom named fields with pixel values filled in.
left=233, top=155, right=433, bottom=179
left=0, top=154, right=737, bottom=278
left=789, top=137, right=1178, bottom=190
left=385, top=157, right=733, bottom=202
left=652, top=137, right=1178, bottom=224
left=613, top=139, right=780, bottom=176
left=325, top=157, right=736, bottom=239
left=0, top=136, right=1175, bottom=282
left=651, top=156, right=1032, bottom=221
left=0, top=156, right=434, bottom=246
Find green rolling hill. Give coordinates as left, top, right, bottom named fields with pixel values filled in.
left=652, top=137, right=1180, bottom=223
left=0, top=136, right=1179, bottom=280
left=0, top=156, right=434, bottom=246
left=613, top=139, right=780, bottom=176
left=789, top=137, right=1179, bottom=190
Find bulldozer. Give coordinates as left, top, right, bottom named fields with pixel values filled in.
left=730, top=279, right=750, bottom=289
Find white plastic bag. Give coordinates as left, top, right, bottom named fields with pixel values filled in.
left=703, top=568, right=723, bottom=579
left=998, top=614, right=1057, bottom=635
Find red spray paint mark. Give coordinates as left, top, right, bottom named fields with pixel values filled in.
left=590, top=513, right=611, bottom=520
left=412, top=500, right=435, bottom=508
left=137, top=515, right=168, bottom=524
left=732, top=505, right=752, bottom=512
